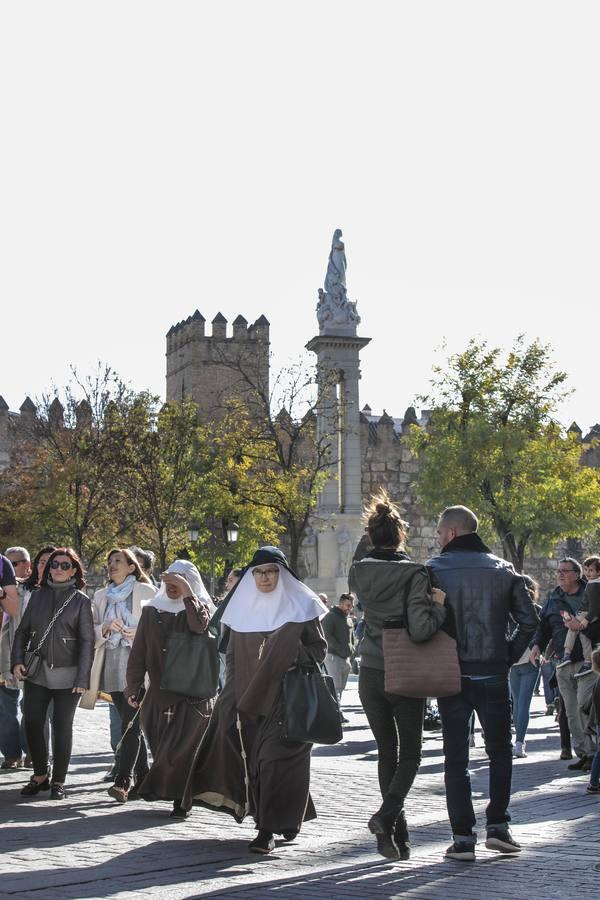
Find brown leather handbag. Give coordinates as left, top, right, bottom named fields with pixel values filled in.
left=382, top=618, right=461, bottom=699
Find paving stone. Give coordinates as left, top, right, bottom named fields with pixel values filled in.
left=1, top=683, right=598, bottom=899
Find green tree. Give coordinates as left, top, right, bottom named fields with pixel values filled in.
left=202, top=352, right=336, bottom=571
left=0, top=366, right=137, bottom=567
left=118, top=395, right=204, bottom=570
left=407, top=337, right=600, bottom=571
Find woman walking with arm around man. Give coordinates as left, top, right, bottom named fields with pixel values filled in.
left=350, top=492, right=446, bottom=860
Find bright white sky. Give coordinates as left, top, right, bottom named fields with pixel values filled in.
left=1, top=2, right=598, bottom=432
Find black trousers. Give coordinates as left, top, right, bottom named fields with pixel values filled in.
left=557, top=694, right=572, bottom=753
left=23, top=681, right=79, bottom=783
left=111, top=690, right=148, bottom=788
left=358, top=666, right=425, bottom=822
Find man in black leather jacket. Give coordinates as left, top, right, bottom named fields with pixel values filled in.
left=427, top=505, right=538, bottom=862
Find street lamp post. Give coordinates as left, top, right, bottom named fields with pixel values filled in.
left=222, top=520, right=240, bottom=594
left=188, top=518, right=239, bottom=600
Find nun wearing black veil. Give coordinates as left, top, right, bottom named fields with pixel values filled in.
left=181, top=547, right=328, bottom=854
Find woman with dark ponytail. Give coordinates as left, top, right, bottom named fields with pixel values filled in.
left=350, top=491, right=446, bottom=860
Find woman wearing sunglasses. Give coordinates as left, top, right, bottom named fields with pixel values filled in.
left=11, top=547, right=94, bottom=799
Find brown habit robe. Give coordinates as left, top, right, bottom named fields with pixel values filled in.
left=125, top=597, right=214, bottom=803
left=181, top=617, right=327, bottom=834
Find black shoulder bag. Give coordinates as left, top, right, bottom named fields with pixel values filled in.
left=281, top=664, right=343, bottom=745
left=160, top=625, right=220, bottom=700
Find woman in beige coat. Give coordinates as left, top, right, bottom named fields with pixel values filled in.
left=89, top=548, right=156, bottom=799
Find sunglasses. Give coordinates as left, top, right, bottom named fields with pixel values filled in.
left=11, top=559, right=28, bottom=565
left=50, top=561, right=74, bottom=571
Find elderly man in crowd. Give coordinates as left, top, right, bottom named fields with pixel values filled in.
left=530, top=558, right=598, bottom=772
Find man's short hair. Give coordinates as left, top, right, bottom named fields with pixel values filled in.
left=438, top=506, right=479, bottom=534
left=5, top=546, right=30, bottom=561
left=339, top=592, right=355, bottom=605
left=583, top=555, right=600, bottom=572
left=129, top=545, right=155, bottom=571
left=558, top=557, right=583, bottom=579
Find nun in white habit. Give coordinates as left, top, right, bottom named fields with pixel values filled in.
left=125, top=560, right=215, bottom=817
left=182, top=547, right=328, bottom=854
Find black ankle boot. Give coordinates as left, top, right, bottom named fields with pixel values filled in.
left=394, top=811, right=411, bottom=860
left=368, top=812, right=400, bottom=860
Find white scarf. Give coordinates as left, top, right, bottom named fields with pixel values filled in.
left=148, top=560, right=214, bottom=614
left=220, top=564, right=327, bottom=632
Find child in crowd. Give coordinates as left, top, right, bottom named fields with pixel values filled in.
left=557, top=556, right=600, bottom=675
left=585, top=646, right=600, bottom=794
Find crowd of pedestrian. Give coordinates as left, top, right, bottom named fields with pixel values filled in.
left=1, top=499, right=599, bottom=863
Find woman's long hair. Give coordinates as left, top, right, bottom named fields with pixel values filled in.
left=107, top=548, right=150, bottom=584
left=40, top=547, right=86, bottom=590
left=23, top=545, right=58, bottom=591
left=363, top=489, right=408, bottom=549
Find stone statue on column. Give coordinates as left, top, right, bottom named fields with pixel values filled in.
left=317, top=229, right=360, bottom=334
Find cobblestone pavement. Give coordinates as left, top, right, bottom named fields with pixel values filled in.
left=1, top=678, right=599, bottom=899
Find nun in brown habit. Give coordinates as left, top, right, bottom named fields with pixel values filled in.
left=124, top=560, right=215, bottom=817
left=181, top=546, right=328, bottom=854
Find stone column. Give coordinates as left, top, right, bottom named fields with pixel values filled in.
left=305, top=334, right=370, bottom=598
left=302, top=229, right=371, bottom=599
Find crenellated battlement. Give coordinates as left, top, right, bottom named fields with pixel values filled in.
left=165, top=310, right=270, bottom=416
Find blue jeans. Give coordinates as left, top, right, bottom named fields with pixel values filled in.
left=0, top=684, right=28, bottom=759
left=510, top=662, right=540, bottom=743
left=541, top=659, right=558, bottom=704
left=591, top=726, right=600, bottom=787
left=438, top=675, right=513, bottom=837
left=109, top=701, right=121, bottom=753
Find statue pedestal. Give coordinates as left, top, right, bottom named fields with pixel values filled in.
left=304, top=513, right=364, bottom=601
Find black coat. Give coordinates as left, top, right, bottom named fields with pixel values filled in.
left=427, top=534, right=539, bottom=675
left=12, top=586, right=95, bottom=689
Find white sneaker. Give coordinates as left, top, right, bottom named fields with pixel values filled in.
left=513, top=741, right=527, bottom=758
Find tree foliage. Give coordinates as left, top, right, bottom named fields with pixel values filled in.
left=116, top=395, right=204, bottom=570
left=407, top=337, right=600, bottom=571
left=206, top=349, right=336, bottom=571
left=0, top=366, right=137, bottom=566
left=0, top=361, right=319, bottom=582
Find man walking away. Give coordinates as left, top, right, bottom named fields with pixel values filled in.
left=427, top=506, right=538, bottom=862
left=322, top=593, right=356, bottom=722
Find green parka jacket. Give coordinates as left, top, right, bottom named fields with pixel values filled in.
left=349, top=549, right=446, bottom=671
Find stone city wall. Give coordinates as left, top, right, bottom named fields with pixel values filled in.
left=357, top=409, right=600, bottom=595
